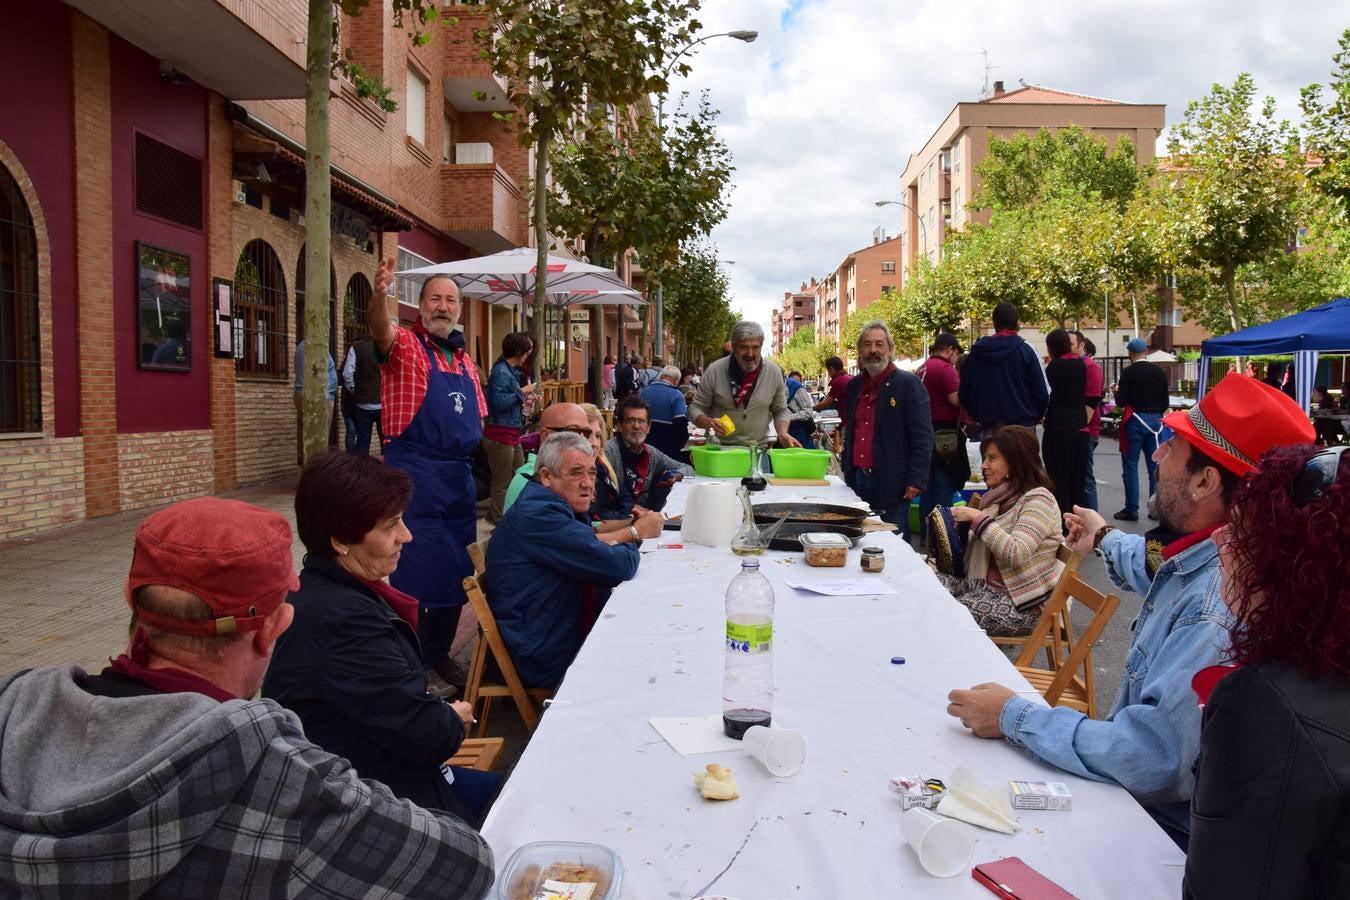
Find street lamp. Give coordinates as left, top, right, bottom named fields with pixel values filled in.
left=874, top=199, right=929, bottom=264
left=652, top=30, right=757, bottom=358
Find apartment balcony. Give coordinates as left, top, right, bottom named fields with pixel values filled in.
left=65, top=0, right=305, bottom=99
left=940, top=170, right=951, bottom=200
left=441, top=4, right=514, bottom=112
left=441, top=158, right=523, bottom=253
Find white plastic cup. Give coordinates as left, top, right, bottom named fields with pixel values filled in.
left=741, top=725, right=805, bottom=777
left=900, top=807, right=975, bottom=877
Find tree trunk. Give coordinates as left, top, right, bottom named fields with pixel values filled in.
left=1223, top=261, right=1241, bottom=332
left=532, top=131, right=549, bottom=381
left=302, top=0, right=332, bottom=465
left=587, top=236, right=604, bottom=403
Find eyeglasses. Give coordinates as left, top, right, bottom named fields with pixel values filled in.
left=1292, top=445, right=1348, bottom=507
left=552, top=425, right=594, bottom=439
left=619, top=417, right=650, bottom=427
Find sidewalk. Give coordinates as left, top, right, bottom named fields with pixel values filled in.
left=0, top=477, right=487, bottom=677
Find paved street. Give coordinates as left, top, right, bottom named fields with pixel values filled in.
left=0, top=437, right=1160, bottom=717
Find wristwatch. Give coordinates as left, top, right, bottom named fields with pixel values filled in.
left=1093, top=524, right=1116, bottom=553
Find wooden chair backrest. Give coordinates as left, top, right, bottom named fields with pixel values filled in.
left=461, top=571, right=540, bottom=731
left=467, top=538, right=489, bottom=576
left=1014, top=566, right=1119, bottom=708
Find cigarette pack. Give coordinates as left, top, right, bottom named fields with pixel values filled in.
left=1008, top=780, right=1073, bottom=811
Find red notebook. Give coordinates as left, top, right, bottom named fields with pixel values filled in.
left=972, top=857, right=1077, bottom=899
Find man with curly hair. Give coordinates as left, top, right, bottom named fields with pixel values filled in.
left=946, top=374, right=1313, bottom=849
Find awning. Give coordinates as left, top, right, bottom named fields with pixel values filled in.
left=225, top=103, right=413, bottom=231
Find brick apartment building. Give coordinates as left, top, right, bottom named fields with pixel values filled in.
left=814, top=233, right=903, bottom=364
left=0, top=1, right=650, bottom=540
left=770, top=279, right=816, bottom=354
left=888, top=81, right=1208, bottom=353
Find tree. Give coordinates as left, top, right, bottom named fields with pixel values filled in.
left=1165, top=73, right=1303, bottom=332
left=1301, top=29, right=1350, bottom=216
left=662, top=241, right=735, bottom=365
left=480, top=0, right=701, bottom=378
left=974, top=125, right=1147, bottom=214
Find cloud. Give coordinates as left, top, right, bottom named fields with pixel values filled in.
left=664, top=0, right=1347, bottom=333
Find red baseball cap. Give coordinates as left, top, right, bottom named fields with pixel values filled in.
left=1163, top=373, right=1315, bottom=476
left=125, top=497, right=299, bottom=636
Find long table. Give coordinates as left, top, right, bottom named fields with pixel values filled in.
left=482, top=477, right=1185, bottom=898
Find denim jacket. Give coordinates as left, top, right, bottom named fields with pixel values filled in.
left=998, top=529, right=1233, bottom=838
left=486, top=358, right=525, bottom=428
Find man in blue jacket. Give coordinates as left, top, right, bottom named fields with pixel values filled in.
left=486, top=432, right=641, bottom=689
left=841, top=320, right=933, bottom=540
left=957, top=302, right=1049, bottom=439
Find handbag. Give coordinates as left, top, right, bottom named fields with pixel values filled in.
left=934, top=427, right=961, bottom=459
left=926, top=506, right=967, bottom=578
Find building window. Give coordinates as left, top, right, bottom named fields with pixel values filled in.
left=1158, top=306, right=1182, bottom=327
left=881, top=260, right=896, bottom=274
left=0, top=163, right=41, bottom=433
left=396, top=246, right=432, bottom=308
left=442, top=114, right=454, bottom=163
left=952, top=140, right=962, bottom=174
left=952, top=187, right=962, bottom=226
left=406, top=66, right=427, bottom=145
left=344, top=273, right=372, bottom=348
left=233, top=239, right=287, bottom=378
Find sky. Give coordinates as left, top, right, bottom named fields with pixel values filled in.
left=662, top=0, right=1349, bottom=332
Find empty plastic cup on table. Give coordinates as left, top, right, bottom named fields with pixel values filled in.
left=741, top=725, right=805, bottom=776
left=900, top=807, right=975, bottom=877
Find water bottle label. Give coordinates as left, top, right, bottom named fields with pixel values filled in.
left=726, top=622, right=772, bottom=654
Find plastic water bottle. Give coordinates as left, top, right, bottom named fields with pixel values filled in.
left=722, top=558, right=775, bottom=739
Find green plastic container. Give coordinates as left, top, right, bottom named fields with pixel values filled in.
left=690, top=445, right=752, bottom=478
left=767, top=448, right=832, bottom=480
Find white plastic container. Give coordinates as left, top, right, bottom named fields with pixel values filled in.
left=799, top=531, right=850, bottom=567
left=495, top=841, right=623, bottom=900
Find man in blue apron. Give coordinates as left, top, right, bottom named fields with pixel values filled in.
left=371, top=259, right=486, bottom=681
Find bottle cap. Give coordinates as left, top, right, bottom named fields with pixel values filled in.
left=741, top=558, right=760, bottom=569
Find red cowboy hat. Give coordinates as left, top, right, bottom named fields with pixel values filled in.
left=1163, top=373, right=1314, bottom=476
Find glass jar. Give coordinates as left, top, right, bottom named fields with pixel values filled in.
left=860, top=546, right=885, bottom=573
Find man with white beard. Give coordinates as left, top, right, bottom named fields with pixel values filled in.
left=369, top=260, right=487, bottom=686
left=690, top=320, right=799, bottom=448
left=841, top=320, right=933, bottom=538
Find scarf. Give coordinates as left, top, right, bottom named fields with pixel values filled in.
left=106, top=627, right=236, bottom=702
left=728, top=357, right=762, bottom=408
left=360, top=575, right=420, bottom=629
left=1192, top=664, right=1241, bottom=708
left=1143, top=522, right=1223, bottom=580
left=618, top=439, right=651, bottom=500
left=964, top=481, right=1021, bottom=583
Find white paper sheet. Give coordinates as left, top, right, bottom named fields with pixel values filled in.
left=786, top=578, right=899, bottom=596
left=649, top=715, right=746, bottom=756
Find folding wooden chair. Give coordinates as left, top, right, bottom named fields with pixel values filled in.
left=445, top=737, right=505, bottom=772
left=991, top=543, right=1081, bottom=672
left=467, top=538, right=489, bottom=575
left=1013, top=567, right=1120, bottom=719
left=461, top=571, right=553, bottom=736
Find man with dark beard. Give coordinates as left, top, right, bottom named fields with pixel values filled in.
left=370, top=260, right=487, bottom=687
left=945, top=374, right=1313, bottom=850
left=690, top=321, right=799, bottom=448
left=840, top=320, right=933, bottom=538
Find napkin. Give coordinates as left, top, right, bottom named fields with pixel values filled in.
left=935, top=765, right=1022, bottom=834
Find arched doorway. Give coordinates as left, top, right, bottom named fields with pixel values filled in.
left=232, top=240, right=288, bottom=378
left=343, top=272, right=372, bottom=349
left=0, top=161, right=41, bottom=433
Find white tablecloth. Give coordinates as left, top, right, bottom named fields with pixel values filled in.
left=481, top=477, right=1185, bottom=899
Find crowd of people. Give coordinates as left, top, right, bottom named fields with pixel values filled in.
left=0, top=267, right=1345, bottom=897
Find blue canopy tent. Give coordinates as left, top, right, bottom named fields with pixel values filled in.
left=1198, top=296, right=1350, bottom=412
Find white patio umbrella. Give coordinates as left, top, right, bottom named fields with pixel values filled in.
left=462, top=286, right=646, bottom=307
left=1144, top=349, right=1178, bottom=363
left=396, top=246, right=632, bottom=296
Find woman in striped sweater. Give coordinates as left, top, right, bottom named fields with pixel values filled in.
left=940, top=425, right=1064, bottom=636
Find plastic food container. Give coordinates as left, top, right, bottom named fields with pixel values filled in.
left=496, top=841, right=623, bottom=900
left=690, top=445, right=752, bottom=478
left=768, top=448, right=832, bottom=480
left=799, top=531, right=850, bottom=567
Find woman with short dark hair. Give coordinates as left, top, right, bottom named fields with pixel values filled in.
left=1041, top=327, right=1089, bottom=517
left=1185, top=444, right=1350, bottom=898
left=484, top=331, right=536, bottom=523
left=264, top=452, right=499, bottom=825
left=939, top=426, right=1064, bottom=636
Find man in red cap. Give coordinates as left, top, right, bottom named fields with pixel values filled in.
left=946, top=374, right=1314, bottom=849
left=0, top=497, right=493, bottom=897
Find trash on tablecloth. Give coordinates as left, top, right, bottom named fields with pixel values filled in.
left=935, top=765, right=1021, bottom=833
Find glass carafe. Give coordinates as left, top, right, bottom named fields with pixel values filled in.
left=730, top=485, right=767, bottom=555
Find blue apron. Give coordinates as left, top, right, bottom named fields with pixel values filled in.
left=384, top=335, right=482, bottom=610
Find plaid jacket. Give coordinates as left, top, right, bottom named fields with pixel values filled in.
left=0, top=666, right=494, bottom=898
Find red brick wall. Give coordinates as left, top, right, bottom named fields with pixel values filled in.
left=71, top=12, right=120, bottom=519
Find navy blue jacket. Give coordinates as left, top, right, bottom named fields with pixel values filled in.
left=842, top=367, right=934, bottom=510
left=486, top=480, right=640, bottom=688
left=262, top=555, right=469, bottom=819
left=958, top=333, right=1050, bottom=429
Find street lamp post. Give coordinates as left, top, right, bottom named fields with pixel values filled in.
left=653, top=29, right=757, bottom=362
left=874, top=199, right=928, bottom=272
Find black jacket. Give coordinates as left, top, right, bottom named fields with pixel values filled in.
left=841, top=367, right=933, bottom=511
left=1185, top=663, right=1350, bottom=899
left=262, top=556, right=469, bottom=819
left=957, top=333, right=1049, bottom=429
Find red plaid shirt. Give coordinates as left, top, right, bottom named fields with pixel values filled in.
left=379, top=325, right=487, bottom=441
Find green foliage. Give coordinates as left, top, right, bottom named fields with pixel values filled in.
left=1300, top=29, right=1350, bottom=214
left=774, top=327, right=838, bottom=380
left=974, top=125, right=1150, bottom=214
left=663, top=241, right=736, bottom=363
left=1165, top=72, right=1304, bottom=331
left=341, top=59, right=398, bottom=112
